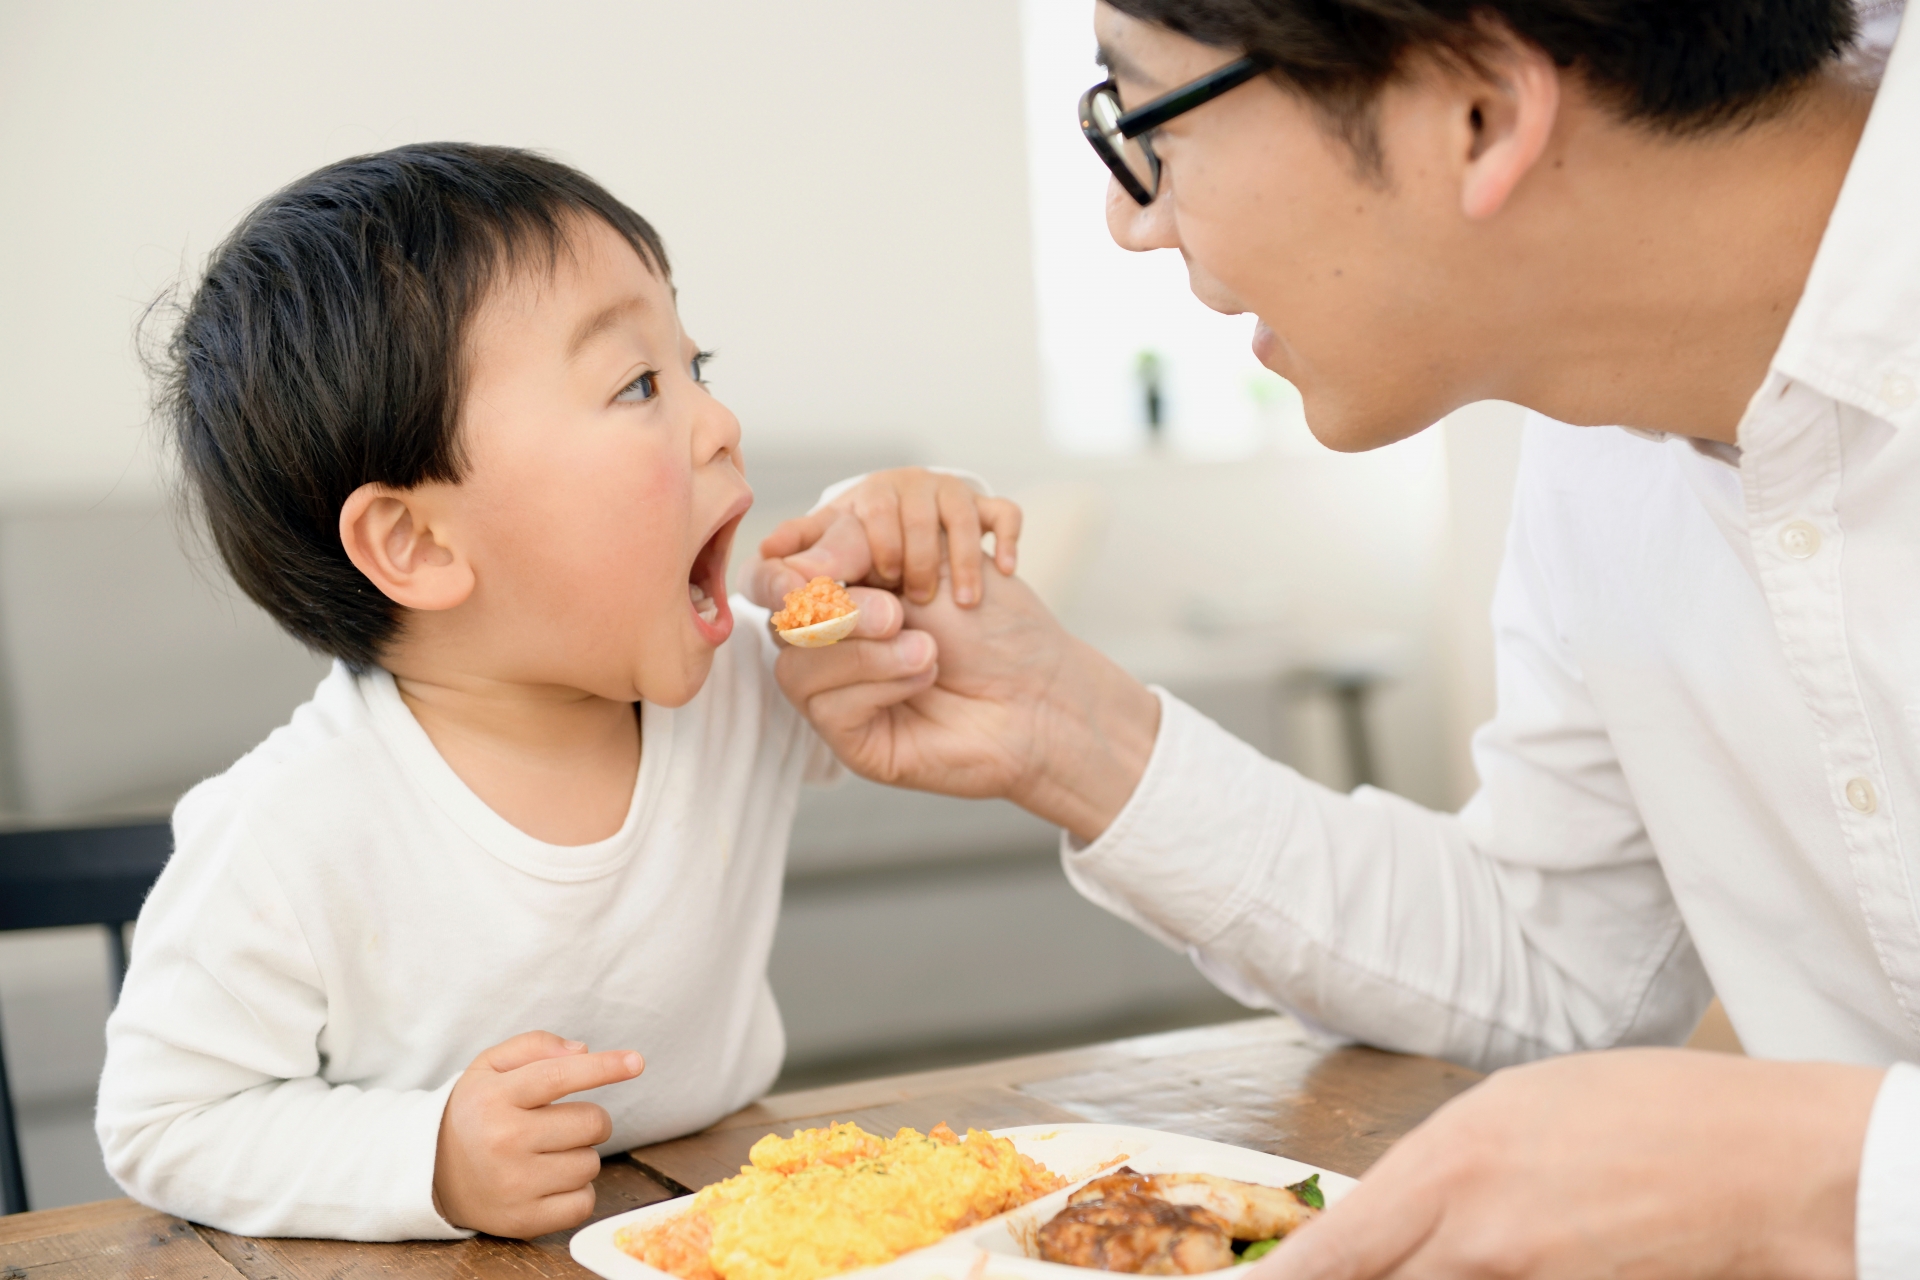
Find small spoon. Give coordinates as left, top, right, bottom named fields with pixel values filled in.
left=776, top=610, right=862, bottom=647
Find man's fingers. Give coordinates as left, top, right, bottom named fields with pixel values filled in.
left=844, top=587, right=904, bottom=639
left=938, top=484, right=987, bottom=607
left=980, top=497, right=1022, bottom=575
left=1252, top=1160, right=1442, bottom=1280
left=476, top=1030, right=587, bottom=1075
left=775, top=631, right=938, bottom=705
left=502, top=1048, right=644, bottom=1109
left=804, top=671, right=941, bottom=743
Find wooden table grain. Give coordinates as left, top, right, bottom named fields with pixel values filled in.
left=0, top=1017, right=1479, bottom=1280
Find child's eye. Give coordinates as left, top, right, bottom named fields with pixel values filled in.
left=691, top=350, right=714, bottom=385
left=616, top=371, right=658, bottom=403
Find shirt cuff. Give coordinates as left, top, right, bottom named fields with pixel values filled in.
left=1060, top=687, right=1282, bottom=953
left=1858, top=1061, right=1920, bottom=1279
left=397, top=1074, right=471, bottom=1241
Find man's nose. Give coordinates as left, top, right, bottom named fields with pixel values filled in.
left=1105, top=174, right=1181, bottom=252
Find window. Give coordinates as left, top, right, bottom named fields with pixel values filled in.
left=1019, top=0, right=1312, bottom=458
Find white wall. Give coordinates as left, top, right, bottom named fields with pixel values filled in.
left=1438, top=402, right=1529, bottom=803
left=0, top=0, right=1046, bottom=505
left=1020, top=0, right=1296, bottom=459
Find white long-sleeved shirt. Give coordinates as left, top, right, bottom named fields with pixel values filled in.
left=1063, top=9, right=1920, bottom=1276
left=96, top=599, right=831, bottom=1241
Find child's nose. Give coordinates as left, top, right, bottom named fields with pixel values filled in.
left=693, top=394, right=744, bottom=469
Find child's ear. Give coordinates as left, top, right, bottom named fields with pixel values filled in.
left=338, top=483, right=475, bottom=612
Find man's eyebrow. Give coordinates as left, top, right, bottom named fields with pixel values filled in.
left=1095, top=42, right=1159, bottom=90
left=566, top=296, right=647, bottom=360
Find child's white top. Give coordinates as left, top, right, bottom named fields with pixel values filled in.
left=96, top=600, right=832, bottom=1241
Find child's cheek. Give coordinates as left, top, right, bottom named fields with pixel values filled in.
left=618, top=458, right=695, bottom=609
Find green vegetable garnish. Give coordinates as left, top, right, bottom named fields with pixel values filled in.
left=1234, top=1240, right=1280, bottom=1265
left=1286, top=1173, right=1324, bottom=1211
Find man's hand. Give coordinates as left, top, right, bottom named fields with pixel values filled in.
left=771, top=566, right=1160, bottom=841
left=1253, top=1049, right=1882, bottom=1280
left=753, top=468, right=1021, bottom=608
left=433, top=1031, right=644, bottom=1238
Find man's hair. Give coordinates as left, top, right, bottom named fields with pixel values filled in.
left=155, top=142, right=670, bottom=670
left=1107, top=0, right=1859, bottom=167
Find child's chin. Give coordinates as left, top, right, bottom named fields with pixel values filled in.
left=645, top=648, right=720, bottom=709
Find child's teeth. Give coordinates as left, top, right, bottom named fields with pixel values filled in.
left=690, top=583, right=709, bottom=603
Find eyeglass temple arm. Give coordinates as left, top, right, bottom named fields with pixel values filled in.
left=1116, top=56, right=1266, bottom=138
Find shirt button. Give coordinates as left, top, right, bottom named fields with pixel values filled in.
left=1846, top=777, right=1878, bottom=814
left=1779, top=520, right=1822, bottom=559
left=1883, top=374, right=1917, bottom=409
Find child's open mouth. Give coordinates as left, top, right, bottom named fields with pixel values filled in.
left=688, top=511, right=743, bottom=643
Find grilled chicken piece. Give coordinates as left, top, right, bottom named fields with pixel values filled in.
left=1038, top=1196, right=1234, bottom=1274
left=1063, top=1166, right=1319, bottom=1247
left=1143, top=1172, right=1317, bottom=1240
left=1067, top=1168, right=1160, bottom=1206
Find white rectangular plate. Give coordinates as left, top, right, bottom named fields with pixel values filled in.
left=571, top=1123, right=1354, bottom=1280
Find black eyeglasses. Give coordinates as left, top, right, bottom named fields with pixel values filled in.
left=1080, top=56, right=1265, bottom=206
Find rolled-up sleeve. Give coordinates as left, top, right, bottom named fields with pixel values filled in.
left=1858, top=1061, right=1920, bottom=1278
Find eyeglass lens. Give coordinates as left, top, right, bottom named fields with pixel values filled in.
left=1088, top=89, right=1157, bottom=198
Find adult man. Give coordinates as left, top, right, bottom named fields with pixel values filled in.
left=754, top=0, right=1918, bottom=1274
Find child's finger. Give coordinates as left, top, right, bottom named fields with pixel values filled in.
left=936, top=484, right=986, bottom=607
left=520, top=1145, right=605, bottom=1196
left=979, top=497, right=1023, bottom=576
left=519, top=1184, right=600, bottom=1239
left=758, top=510, right=835, bottom=561
left=855, top=488, right=906, bottom=587
left=897, top=482, right=943, bottom=604
left=504, top=1048, right=644, bottom=1109
left=477, top=1030, right=588, bottom=1075
left=535, top=1100, right=617, bottom=1152
left=785, top=508, right=879, bottom=586
left=744, top=557, right=809, bottom=611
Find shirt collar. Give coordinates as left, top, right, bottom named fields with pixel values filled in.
left=1770, top=7, right=1920, bottom=426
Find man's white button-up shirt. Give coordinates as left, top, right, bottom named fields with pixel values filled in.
left=1064, top=7, right=1920, bottom=1274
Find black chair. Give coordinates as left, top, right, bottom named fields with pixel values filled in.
left=0, top=821, right=172, bottom=1215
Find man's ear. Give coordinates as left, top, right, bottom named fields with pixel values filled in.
left=338, top=482, right=475, bottom=612
left=1458, top=31, right=1560, bottom=220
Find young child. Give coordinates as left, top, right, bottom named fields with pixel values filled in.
left=94, top=143, right=1019, bottom=1243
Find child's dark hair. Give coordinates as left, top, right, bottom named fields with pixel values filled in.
left=157, top=142, right=670, bottom=669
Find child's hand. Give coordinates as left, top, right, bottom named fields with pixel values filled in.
left=433, top=1030, right=644, bottom=1238
left=754, top=468, right=1021, bottom=609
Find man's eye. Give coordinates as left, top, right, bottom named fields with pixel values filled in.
left=691, top=350, right=714, bottom=385
left=616, top=371, right=658, bottom=403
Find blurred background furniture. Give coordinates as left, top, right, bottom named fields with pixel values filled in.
left=0, top=821, right=171, bottom=1214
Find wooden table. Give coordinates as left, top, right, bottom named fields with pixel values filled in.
left=0, top=1017, right=1478, bottom=1280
